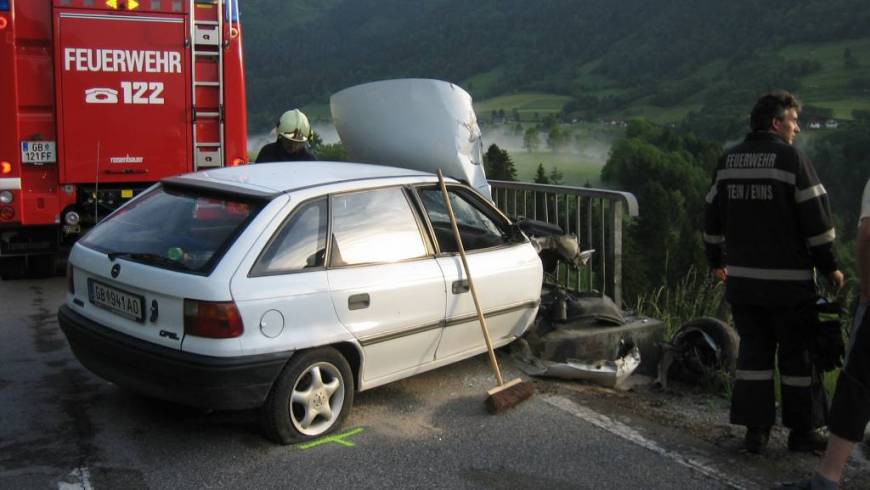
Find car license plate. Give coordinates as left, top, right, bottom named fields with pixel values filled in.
left=88, top=279, right=145, bottom=322
left=20, top=141, right=57, bottom=164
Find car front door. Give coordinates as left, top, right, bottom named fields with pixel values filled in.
left=415, top=185, right=542, bottom=362
left=326, top=187, right=447, bottom=386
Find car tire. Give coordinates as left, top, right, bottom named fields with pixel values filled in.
left=260, top=347, right=354, bottom=444
left=677, top=317, right=740, bottom=374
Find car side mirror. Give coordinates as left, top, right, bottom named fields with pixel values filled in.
left=515, top=217, right=563, bottom=237
left=507, top=223, right=527, bottom=243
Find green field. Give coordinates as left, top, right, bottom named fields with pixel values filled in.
left=619, top=103, right=704, bottom=124
left=299, top=102, right=332, bottom=122
left=463, top=68, right=505, bottom=97
left=508, top=150, right=604, bottom=186
left=776, top=38, right=870, bottom=118
left=778, top=38, right=870, bottom=70
left=808, top=97, right=870, bottom=119
left=474, top=92, right=573, bottom=120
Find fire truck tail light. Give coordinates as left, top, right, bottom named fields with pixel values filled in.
left=0, top=191, right=12, bottom=204
left=0, top=206, right=14, bottom=220
left=1, top=161, right=11, bottom=174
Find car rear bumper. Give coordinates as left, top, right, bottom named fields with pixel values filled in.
left=58, top=305, right=291, bottom=410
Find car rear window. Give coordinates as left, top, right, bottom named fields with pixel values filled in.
left=79, top=185, right=264, bottom=274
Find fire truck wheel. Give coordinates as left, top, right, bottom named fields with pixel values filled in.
left=27, top=254, right=57, bottom=279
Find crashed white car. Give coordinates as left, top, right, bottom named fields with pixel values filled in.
left=59, top=162, right=542, bottom=443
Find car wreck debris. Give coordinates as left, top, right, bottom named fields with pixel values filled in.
left=510, top=221, right=653, bottom=388
left=514, top=338, right=641, bottom=389
left=655, top=317, right=739, bottom=390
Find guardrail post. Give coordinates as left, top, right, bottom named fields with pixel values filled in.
left=612, top=201, right=623, bottom=307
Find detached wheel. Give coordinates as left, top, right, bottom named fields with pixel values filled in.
left=670, top=317, right=740, bottom=384
left=261, top=347, right=354, bottom=444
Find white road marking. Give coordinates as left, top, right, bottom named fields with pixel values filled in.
left=542, top=394, right=753, bottom=490
left=58, top=467, right=93, bottom=490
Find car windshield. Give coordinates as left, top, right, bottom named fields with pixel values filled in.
left=79, top=185, right=263, bottom=274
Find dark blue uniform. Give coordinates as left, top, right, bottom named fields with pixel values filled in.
left=704, top=131, right=838, bottom=432
left=255, top=141, right=317, bottom=163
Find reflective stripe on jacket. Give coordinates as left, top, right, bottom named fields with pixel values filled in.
left=704, top=132, right=837, bottom=306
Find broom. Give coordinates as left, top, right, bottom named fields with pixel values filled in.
left=437, top=169, right=534, bottom=414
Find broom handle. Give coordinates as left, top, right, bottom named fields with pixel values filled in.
left=437, top=170, right=505, bottom=387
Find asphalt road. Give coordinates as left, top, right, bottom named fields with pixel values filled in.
left=1, top=276, right=752, bottom=489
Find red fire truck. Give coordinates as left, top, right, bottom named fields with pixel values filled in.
left=0, top=0, right=248, bottom=278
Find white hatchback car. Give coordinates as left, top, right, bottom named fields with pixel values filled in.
left=59, top=161, right=542, bottom=443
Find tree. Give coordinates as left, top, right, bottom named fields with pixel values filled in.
left=548, top=166, right=564, bottom=185
left=523, top=127, right=540, bottom=152
left=853, top=109, right=870, bottom=124
left=602, top=120, right=716, bottom=298
left=317, top=143, right=347, bottom=161
left=844, top=47, right=859, bottom=69
left=308, top=129, right=324, bottom=149
left=547, top=125, right=568, bottom=152
left=483, top=144, right=517, bottom=181
left=533, top=163, right=549, bottom=184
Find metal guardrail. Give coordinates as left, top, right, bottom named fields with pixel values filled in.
left=489, top=180, right=639, bottom=307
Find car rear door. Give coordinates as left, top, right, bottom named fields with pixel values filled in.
left=325, top=186, right=447, bottom=385
left=230, top=197, right=349, bottom=357
left=414, top=185, right=542, bottom=362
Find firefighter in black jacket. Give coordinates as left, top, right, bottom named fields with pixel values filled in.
left=704, top=91, right=844, bottom=454
left=255, top=109, right=317, bottom=163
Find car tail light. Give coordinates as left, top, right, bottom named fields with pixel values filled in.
left=184, top=299, right=244, bottom=338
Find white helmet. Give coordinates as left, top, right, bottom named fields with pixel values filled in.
left=277, top=109, right=310, bottom=142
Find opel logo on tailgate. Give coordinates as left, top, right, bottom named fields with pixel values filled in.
left=111, top=264, right=121, bottom=278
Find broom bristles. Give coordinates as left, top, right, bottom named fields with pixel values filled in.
left=485, top=378, right=534, bottom=414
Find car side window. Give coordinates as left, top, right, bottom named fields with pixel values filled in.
left=251, top=199, right=327, bottom=275
left=330, top=188, right=427, bottom=266
left=418, top=187, right=509, bottom=252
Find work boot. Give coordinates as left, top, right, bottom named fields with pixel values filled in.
left=744, top=426, right=771, bottom=454
left=787, top=429, right=827, bottom=452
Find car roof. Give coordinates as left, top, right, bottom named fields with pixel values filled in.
left=167, top=161, right=437, bottom=196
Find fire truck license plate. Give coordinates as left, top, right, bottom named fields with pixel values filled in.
left=21, top=141, right=57, bottom=164
left=88, top=279, right=145, bottom=322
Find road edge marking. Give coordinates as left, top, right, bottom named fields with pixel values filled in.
left=541, top=394, right=753, bottom=490
left=58, top=466, right=93, bottom=490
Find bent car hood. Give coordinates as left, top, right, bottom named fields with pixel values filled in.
left=330, top=79, right=491, bottom=200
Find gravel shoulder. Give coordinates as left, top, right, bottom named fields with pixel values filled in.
left=534, top=371, right=870, bottom=489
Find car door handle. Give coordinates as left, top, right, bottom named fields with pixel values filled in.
left=452, top=279, right=469, bottom=294
left=348, top=293, right=370, bottom=310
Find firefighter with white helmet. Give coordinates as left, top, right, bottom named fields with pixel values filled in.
left=256, top=109, right=317, bottom=163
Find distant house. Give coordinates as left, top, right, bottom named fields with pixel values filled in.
left=808, top=121, right=821, bottom=129
left=825, top=119, right=839, bottom=129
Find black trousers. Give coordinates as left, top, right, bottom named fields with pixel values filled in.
left=829, top=302, right=870, bottom=442
left=730, top=303, right=826, bottom=430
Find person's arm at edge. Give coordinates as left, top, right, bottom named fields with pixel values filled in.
left=704, top=160, right=727, bottom=281
left=794, top=152, right=843, bottom=288
left=859, top=217, right=870, bottom=302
